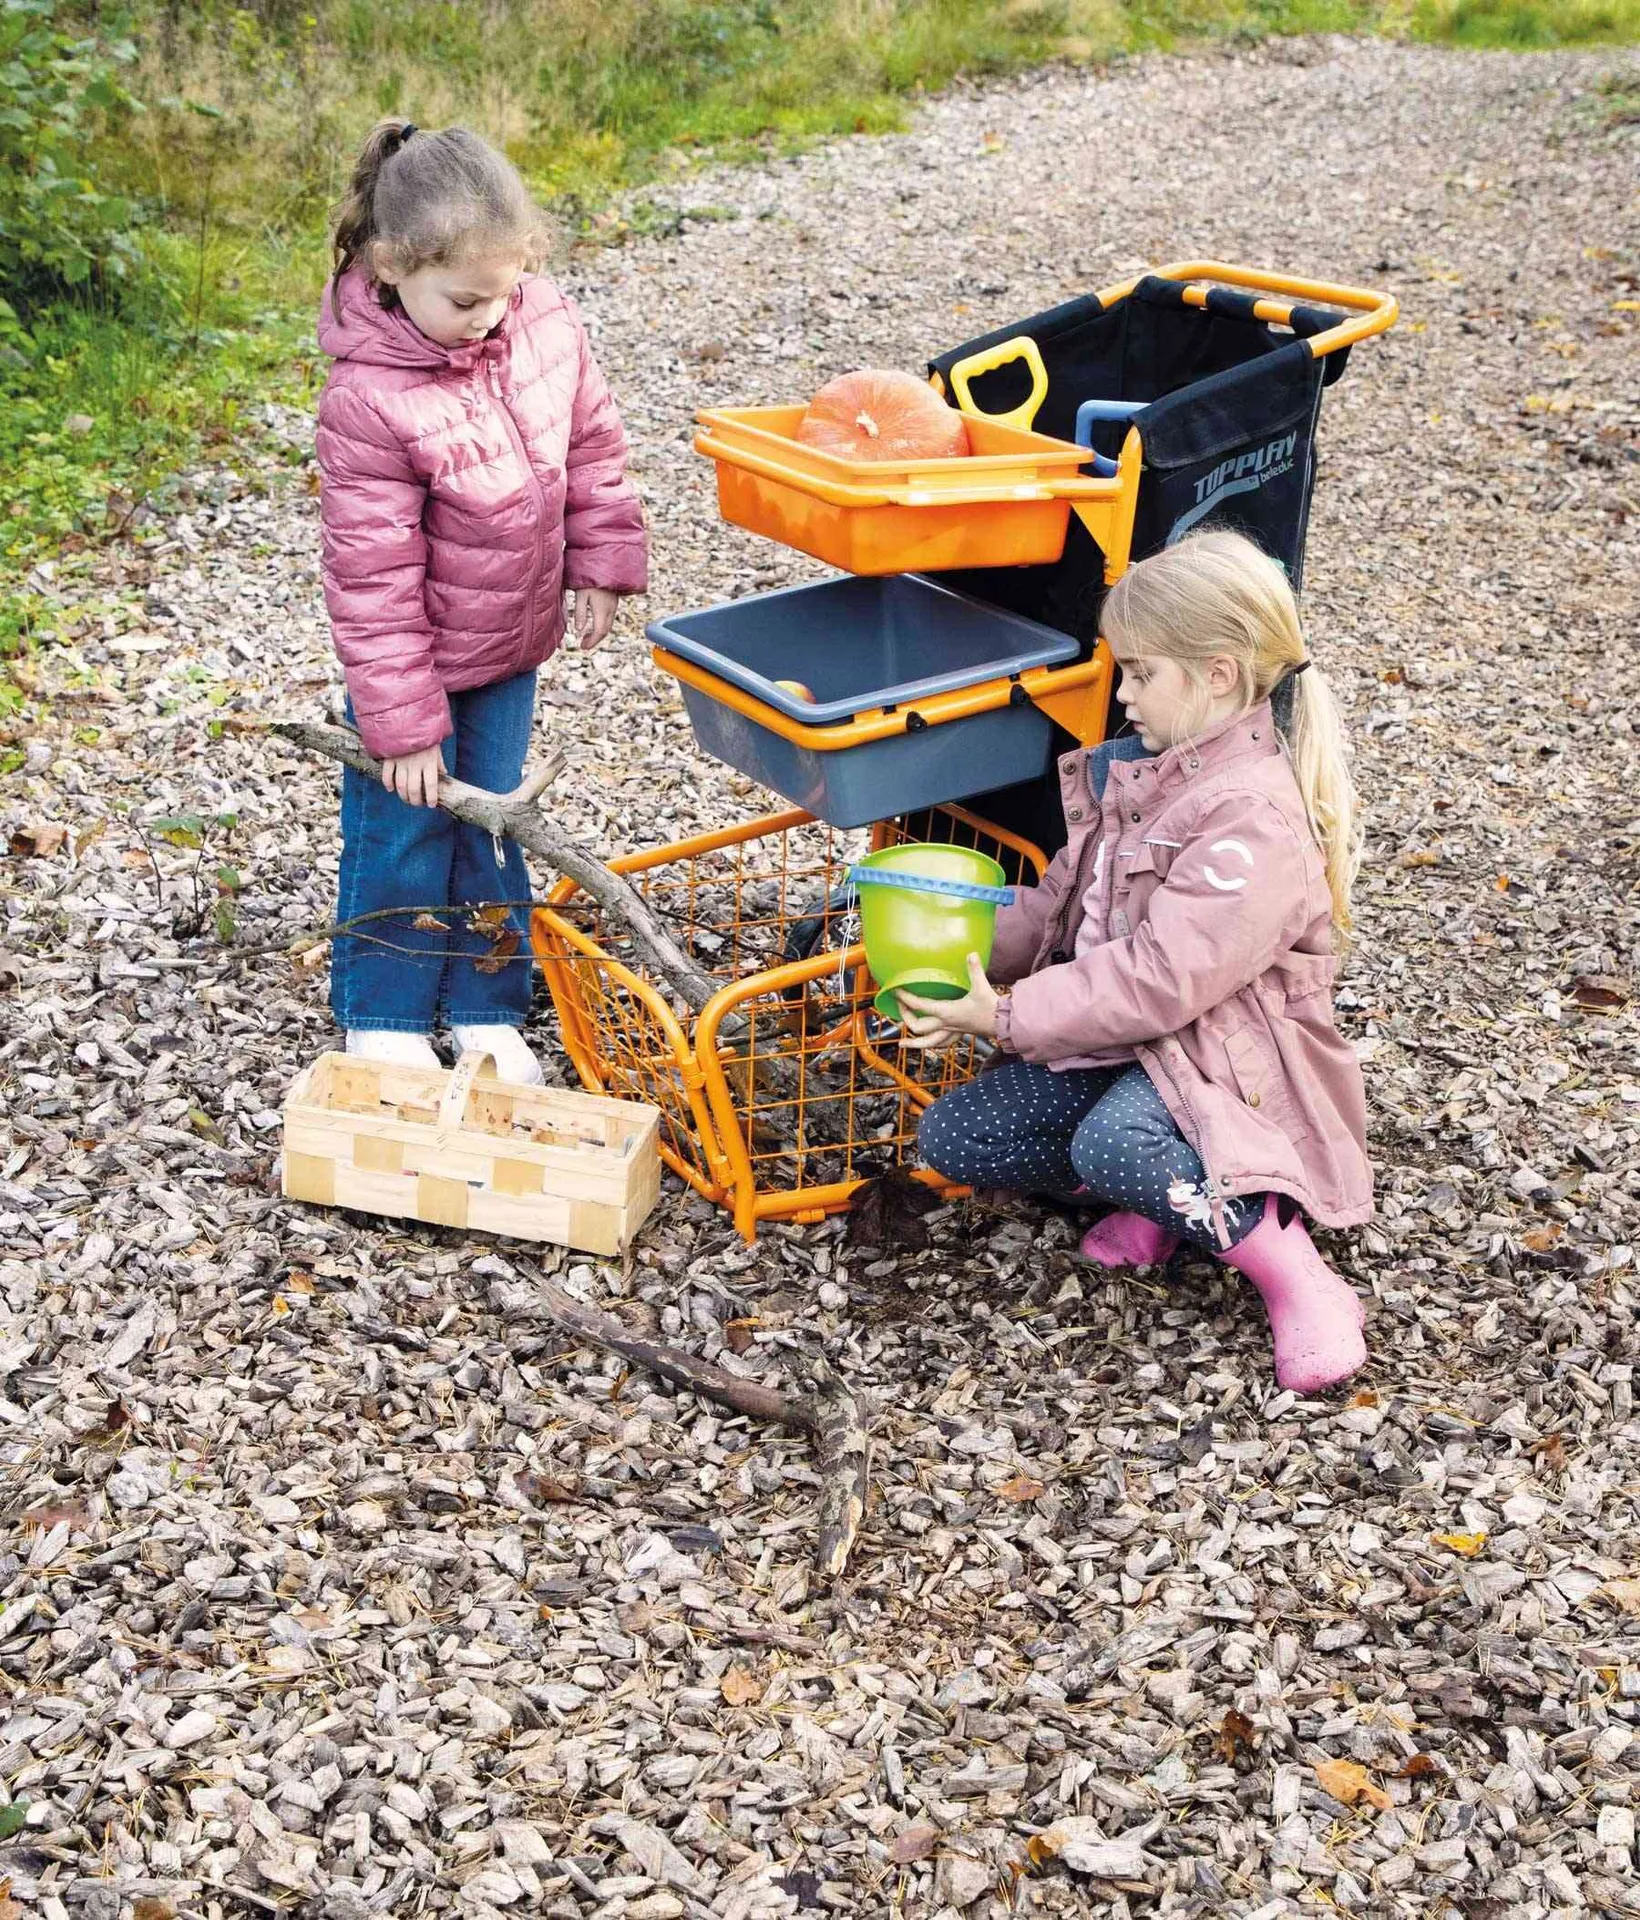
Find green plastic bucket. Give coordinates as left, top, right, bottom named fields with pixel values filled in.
left=850, top=844, right=1015, bottom=1020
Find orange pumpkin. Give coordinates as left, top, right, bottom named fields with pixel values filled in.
left=795, top=369, right=969, bottom=463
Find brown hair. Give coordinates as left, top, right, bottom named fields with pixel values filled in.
left=330, top=119, right=548, bottom=320
left=1101, top=529, right=1361, bottom=943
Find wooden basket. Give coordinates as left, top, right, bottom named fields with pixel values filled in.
left=281, top=1050, right=661, bottom=1256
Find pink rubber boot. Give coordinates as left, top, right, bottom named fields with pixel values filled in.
left=1219, top=1197, right=1367, bottom=1393
left=1078, top=1212, right=1181, bottom=1269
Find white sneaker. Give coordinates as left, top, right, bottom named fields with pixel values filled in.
left=450, top=1024, right=544, bottom=1086
left=346, top=1030, right=442, bottom=1070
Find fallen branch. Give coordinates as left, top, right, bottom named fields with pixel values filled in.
left=505, top=1265, right=869, bottom=1581
left=272, top=718, right=718, bottom=1012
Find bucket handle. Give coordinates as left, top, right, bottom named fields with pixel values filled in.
left=850, top=865, right=1015, bottom=907
left=948, top=334, right=1049, bottom=431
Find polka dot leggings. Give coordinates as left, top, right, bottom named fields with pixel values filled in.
left=917, top=1058, right=1259, bottom=1250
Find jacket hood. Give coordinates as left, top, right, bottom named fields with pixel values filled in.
left=317, top=268, right=519, bottom=372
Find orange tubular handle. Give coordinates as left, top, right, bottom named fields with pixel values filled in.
left=691, top=429, right=1076, bottom=506
left=1095, top=259, right=1398, bottom=359
left=653, top=645, right=1109, bottom=749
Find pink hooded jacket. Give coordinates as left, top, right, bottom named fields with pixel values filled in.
left=989, top=704, right=1373, bottom=1244
left=316, top=270, right=648, bottom=758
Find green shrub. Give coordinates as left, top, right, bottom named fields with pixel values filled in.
left=0, top=0, right=148, bottom=317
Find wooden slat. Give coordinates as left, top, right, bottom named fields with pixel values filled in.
left=354, top=1134, right=404, bottom=1174
left=282, top=1051, right=660, bottom=1253
left=417, top=1172, right=470, bottom=1229
left=284, top=1152, right=337, bottom=1205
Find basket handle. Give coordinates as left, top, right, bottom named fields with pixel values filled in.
left=437, top=1050, right=498, bottom=1138
left=948, top=334, right=1049, bottom=430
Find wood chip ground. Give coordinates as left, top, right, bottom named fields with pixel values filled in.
left=3, top=36, right=1639, bottom=1920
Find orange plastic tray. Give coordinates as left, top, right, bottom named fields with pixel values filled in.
left=694, top=404, right=1117, bottom=575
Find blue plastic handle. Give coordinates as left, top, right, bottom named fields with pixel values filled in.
left=1074, top=398, right=1145, bottom=477
left=850, top=865, right=1016, bottom=907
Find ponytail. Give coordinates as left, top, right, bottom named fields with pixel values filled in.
left=331, top=119, right=417, bottom=321
left=1285, top=660, right=1360, bottom=944
left=329, top=120, right=547, bottom=324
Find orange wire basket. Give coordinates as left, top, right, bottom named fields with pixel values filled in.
left=530, top=804, right=1046, bottom=1241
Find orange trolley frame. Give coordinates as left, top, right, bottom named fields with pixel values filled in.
left=531, top=805, right=1046, bottom=1242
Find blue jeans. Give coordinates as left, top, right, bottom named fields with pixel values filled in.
left=918, top=1058, right=1259, bottom=1250
left=331, top=671, right=537, bottom=1034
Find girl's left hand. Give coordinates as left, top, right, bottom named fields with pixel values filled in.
left=897, top=953, right=999, bottom=1051
left=571, top=587, right=620, bottom=651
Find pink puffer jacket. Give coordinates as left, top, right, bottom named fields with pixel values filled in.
left=316, top=269, right=648, bottom=758
left=990, top=704, right=1373, bottom=1245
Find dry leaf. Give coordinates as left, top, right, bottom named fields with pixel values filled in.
left=1313, top=1756, right=1391, bottom=1811
left=1396, top=1753, right=1442, bottom=1778
left=722, top=1317, right=758, bottom=1355
left=1398, top=848, right=1440, bottom=868
left=844, top=1167, right=940, bottom=1251
left=995, top=1473, right=1046, bottom=1504
left=0, top=1877, right=24, bottom=1920
left=468, top=903, right=512, bottom=937
left=890, top=1822, right=941, bottom=1864
left=285, top=1270, right=315, bottom=1294
left=87, top=1398, right=130, bottom=1442
left=1347, top=1388, right=1380, bottom=1408
left=1215, top=1708, right=1256, bottom=1764
left=134, top=1900, right=179, bottom=1920
left=21, top=1503, right=91, bottom=1532
left=513, top=1470, right=580, bottom=1505
left=411, top=912, right=449, bottom=932
left=1431, top=1530, right=1488, bottom=1557
left=1600, top=1577, right=1640, bottom=1616
left=474, top=928, right=521, bottom=975
left=1571, top=975, right=1628, bottom=1011
left=720, top=1665, right=763, bottom=1706
left=8, top=821, right=67, bottom=858
left=1521, top=1223, right=1564, bottom=1254
left=1532, top=1431, right=1569, bottom=1474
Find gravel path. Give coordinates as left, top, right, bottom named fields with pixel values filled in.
left=5, top=36, right=1640, bottom=1920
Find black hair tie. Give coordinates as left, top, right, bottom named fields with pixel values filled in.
left=1288, top=659, right=1311, bottom=678
left=399, top=123, right=417, bottom=144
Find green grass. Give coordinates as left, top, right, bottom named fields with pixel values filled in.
left=1, top=0, right=1635, bottom=719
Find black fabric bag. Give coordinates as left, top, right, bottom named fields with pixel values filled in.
left=922, top=277, right=1353, bottom=849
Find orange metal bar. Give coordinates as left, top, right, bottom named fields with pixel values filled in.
left=1095, top=259, right=1398, bottom=360
left=695, top=940, right=874, bottom=1240
left=750, top=1164, right=970, bottom=1227
left=653, top=646, right=1112, bottom=750
left=528, top=905, right=735, bottom=1198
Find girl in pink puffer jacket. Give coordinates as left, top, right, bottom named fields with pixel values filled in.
left=904, top=532, right=1374, bottom=1393
left=314, top=120, right=647, bottom=1085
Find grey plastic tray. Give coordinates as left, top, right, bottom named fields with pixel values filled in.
left=649, top=574, right=1080, bottom=830
left=649, top=573, right=1078, bottom=723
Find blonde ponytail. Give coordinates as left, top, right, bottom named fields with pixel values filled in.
left=1285, top=660, right=1360, bottom=943
left=1100, top=528, right=1360, bottom=943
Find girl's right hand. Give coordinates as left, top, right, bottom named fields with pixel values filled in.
left=381, top=746, right=443, bottom=808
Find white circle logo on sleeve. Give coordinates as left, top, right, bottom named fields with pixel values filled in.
left=1203, top=838, right=1254, bottom=892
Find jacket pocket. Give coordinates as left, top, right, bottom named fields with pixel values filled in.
left=1223, top=1026, right=1311, bottom=1143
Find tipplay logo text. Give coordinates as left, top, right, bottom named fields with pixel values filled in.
left=1167, top=430, right=1298, bottom=543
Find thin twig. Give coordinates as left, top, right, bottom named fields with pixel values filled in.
left=270, top=718, right=719, bottom=1012
left=502, top=1266, right=869, bottom=1581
